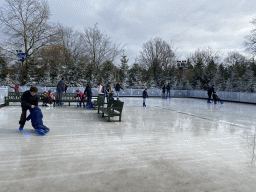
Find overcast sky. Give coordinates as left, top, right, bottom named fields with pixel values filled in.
left=1, top=0, right=256, bottom=66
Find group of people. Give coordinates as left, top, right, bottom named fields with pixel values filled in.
left=162, top=83, right=171, bottom=99
left=16, top=80, right=225, bottom=136
left=17, top=79, right=126, bottom=135
left=207, top=85, right=224, bottom=104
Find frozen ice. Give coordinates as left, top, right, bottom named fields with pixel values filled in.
left=1, top=97, right=256, bottom=191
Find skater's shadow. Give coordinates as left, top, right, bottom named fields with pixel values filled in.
left=0, top=128, right=44, bottom=136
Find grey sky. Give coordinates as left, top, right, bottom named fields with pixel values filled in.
left=1, top=0, right=255, bottom=66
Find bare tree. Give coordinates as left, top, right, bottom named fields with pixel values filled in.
left=224, top=51, right=247, bottom=66
left=82, top=23, right=124, bottom=71
left=57, top=26, right=87, bottom=66
left=244, top=17, right=256, bottom=55
left=0, top=0, right=61, bottom=66
left=139, top=38, right=175, bottom=70
left=188, top=47, right=220, bottom=67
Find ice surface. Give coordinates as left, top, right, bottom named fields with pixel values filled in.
left=1, top=97, right=256, bottom=191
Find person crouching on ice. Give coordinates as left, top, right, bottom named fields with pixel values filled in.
left=213, top=92, right=224, bottom=105
left=26, top=106, right=50, bottom=135
left=75, top=90, right=86, bottom=107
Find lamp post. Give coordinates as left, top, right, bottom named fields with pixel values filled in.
left=177, top=60, right=187, bottom=81
left=16, top=50, right=26, bottom=85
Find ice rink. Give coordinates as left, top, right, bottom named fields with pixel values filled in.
left=1, top=97, right=256, bottom=192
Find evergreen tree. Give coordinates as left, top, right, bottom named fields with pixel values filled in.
left=242, top=68, right=255, bottom=92
left=0, top=56, right=7, bottom=82
left=225, top=70, right=239, bottom=92
left=26, top=57, right=39, bottom=86
left=128, top=62, right=142, bottom=88
left=101, top=60, right=115, bottom=84
left=213, top=67, right=225, bottom=91
left=191, top=58, right=204, bottom=89
left=119, top=53, right=129, bottom=87
left=201, top=60, right=217, bottom=89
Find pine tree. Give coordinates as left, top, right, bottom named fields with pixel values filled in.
left=128, top=62, right=142, bottom=88
left=191, top=58, right=204, bottom=89
left=119, top=53, right=129, bottom=85
left=202, top=60, right=217, bottom=90
left=0, top=56, right=7, bottom=82
left=26, top=58, right=39, bottom=86
left=213, top=68, right=225, bottom=91
left=225, top=71, right=238, bottom=92
left=242, top=68, right=256, bottom=92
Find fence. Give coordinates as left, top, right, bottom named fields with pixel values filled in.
left=1, top=86, right=256, bottom=104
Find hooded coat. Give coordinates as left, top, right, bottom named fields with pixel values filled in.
left=26, top=106, right=43, bottom=128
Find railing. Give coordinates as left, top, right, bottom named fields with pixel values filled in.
left=2, top=86, right=256, bottom=104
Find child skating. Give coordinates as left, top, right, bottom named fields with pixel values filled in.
left=143, top=88, right=149, bottom=107
left=74, top=89, right=86, bottom=107
left=26, top=106, right=50, bottom=135
left=213, top=92, right=224, bottom=104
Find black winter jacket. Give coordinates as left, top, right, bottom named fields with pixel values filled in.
left=162, top=85, right=166, bottom=93
left=21, top=90, right=39, bottom=109
left=84, top=85, right=92, bottom=97
left=115, top=83, right=123, bottom=91
left=208, top=87, right=214, bottom=95
left=213, top=94, right=219, bottom=100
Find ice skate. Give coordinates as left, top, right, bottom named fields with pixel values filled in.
left=34, top=129, right=45, bottom=135
left=19, top=126, right=23, bottom=132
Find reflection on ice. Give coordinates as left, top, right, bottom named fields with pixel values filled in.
left=1, top=97, right=256, bottom=191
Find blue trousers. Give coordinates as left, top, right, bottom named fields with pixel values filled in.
left=79, top=97, right=85, bottom=106
left=166, top=90, right=170, bottom=98
left=34, top=124, right=50, bottom=132
left=88, top=96, right=92, bottom=106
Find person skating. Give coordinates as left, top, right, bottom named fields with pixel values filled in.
left=207, top=85, right=215, bottom=103
left=74, top=89, right=86, bottom=107
left=84, top=83, right=93, bottom=109
left=166, top=83, right=171, bottom=99
left=19, top=86, right=39, bottom=131
left=56, top=77, right=65, bottom=106
left=213, top=92, right=224, bottom=104
left=162, top=84, right=166, bottom=99
left=115, top=81, right=123, bottom=100
left=26, top=106, right=50, bottom=135
left=143, top=88, right=149, bottom=107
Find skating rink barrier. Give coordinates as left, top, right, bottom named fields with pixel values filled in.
left=3, top=86, right=256, bottom=104
left=0, top=88, right=8, bottom=104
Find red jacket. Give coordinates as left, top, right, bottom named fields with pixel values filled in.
left=11, top=85, right=19, bottom=92
left=74, top=91, right=85, bottom=100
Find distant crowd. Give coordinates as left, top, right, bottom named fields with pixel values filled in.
left=14, top=78, right=223, bottom=136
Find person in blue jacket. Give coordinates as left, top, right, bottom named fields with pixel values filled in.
left=26, top=106, right=50, bottom=135
left=142, top=88, right=149, bottom=107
